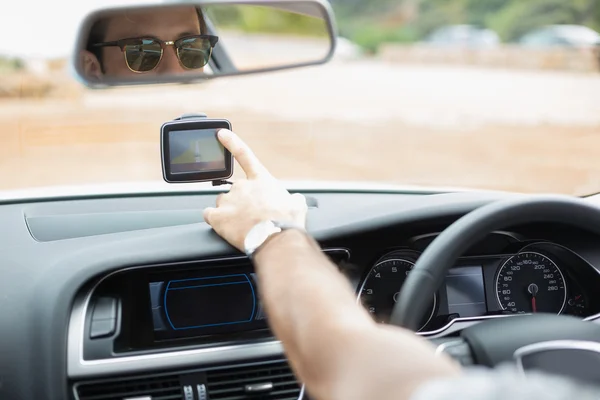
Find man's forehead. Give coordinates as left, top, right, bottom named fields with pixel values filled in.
left=105, top=6, right=200, bottom=40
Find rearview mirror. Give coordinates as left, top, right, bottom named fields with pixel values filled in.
left=73, top=0, right=337, bottom=87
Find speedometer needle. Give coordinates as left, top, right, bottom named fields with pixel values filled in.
left=528, top=283, right=539, bottom=313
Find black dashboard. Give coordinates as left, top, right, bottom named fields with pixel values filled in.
left=2, top=186, right=600, bottom=399
left=81, top=230, right=600, bottom=364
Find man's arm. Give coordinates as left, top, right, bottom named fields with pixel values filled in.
left=204, top=129, right=460, bottom=400
left=254, top=229, right=460, bottom=400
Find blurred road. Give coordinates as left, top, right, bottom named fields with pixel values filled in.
left=2, top=60, right=600, bottom=194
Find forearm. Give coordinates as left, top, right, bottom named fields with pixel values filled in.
left=254, top=229, right=375, bottom=395
left=254, top=229, right=461, bottom=400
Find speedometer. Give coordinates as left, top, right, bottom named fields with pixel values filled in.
left=359, top=258, right=436, bottom=331
left=496, top=252, right=567, bottom=314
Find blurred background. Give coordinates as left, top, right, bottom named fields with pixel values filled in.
left=1, top=0, right=600, bottom=194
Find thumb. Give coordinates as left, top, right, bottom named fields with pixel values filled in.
left=203, top=207, right=216, bottom=226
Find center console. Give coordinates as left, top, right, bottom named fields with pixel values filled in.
left=85, top=258, right=271, bottom=361
left=68, top=249, right=348, bottom=400
left=73, top=249, right=350, bottom=365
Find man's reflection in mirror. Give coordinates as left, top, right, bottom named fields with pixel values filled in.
left=82, top=6, right=217, bottom=79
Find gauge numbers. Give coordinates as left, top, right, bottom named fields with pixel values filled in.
left=359, top=258, right=436, bottom=331
left=496, top=252, right=567, bottom=314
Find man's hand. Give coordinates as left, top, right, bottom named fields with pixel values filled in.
left=202, top=129, right=461, bottom=400
left=203, top=129, right=308, bottom=251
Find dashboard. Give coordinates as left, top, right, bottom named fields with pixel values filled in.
left=3, top=186, right=600, bottom=399
left=80, top=232, right=600, bottom=366
left=80, top=249, right=350, bottom=360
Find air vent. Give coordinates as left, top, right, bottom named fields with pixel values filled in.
left=75, top=374, right=181, bottom=400
left=206, top=360, right=301, bottom=400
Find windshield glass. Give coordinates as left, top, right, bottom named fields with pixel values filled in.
left=2, top=0, right=600, bottom=195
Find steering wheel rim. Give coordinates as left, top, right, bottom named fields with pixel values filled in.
left=390, top=195, right=600, bottom=331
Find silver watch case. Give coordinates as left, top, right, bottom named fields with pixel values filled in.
left=244, top=220, right=283, bottom=257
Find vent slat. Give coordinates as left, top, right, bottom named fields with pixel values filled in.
left=208, top=366, right=291, bottom=379
left=208, top=372, right=296, bottom=388
left=79, top=386, right=181, bottom=400
left=206, top=361, right=300, bottom=400
left=76, top=376, right=181, bottom=400
left=78, top=379, right=179, bottom=394
left=210, top=383, right=298, bottom=396
left=76, top=360, right=300, bottom=400
left=214, top=396, right=300, bottom=400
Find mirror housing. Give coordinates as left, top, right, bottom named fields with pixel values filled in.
left=72, top=0, right=337, bottom=88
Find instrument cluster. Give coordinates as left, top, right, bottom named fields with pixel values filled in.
left=357, top=241, right=599, bottom=334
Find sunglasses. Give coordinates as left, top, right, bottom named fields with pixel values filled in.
left=94, top=35, right=218, bottom=73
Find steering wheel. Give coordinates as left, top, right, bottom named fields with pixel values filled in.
left=390, top=195, right=600, bottom=383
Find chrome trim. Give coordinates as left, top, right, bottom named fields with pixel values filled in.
left=435, top=339, right=466, bottom=357
left=68, top=249, right=347, bottom=378
left=421, top=292, right=596, bottom=338
left=584, top=313, right=600, bottom=322
left=514, top=340, right=600, bottom=375
left=419, top=313, right=522, bottom=337
left=425, top=320, right=480, bottom=338
left=357, top=258, right=436, bottom=332
left=245, top=382, right=273, bottom=393
left=494, top=251, right=567, bottom=315
left=322, top=247, right=351, bottom=262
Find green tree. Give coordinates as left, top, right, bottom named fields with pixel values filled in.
left=487, top=0, right=587, bottom=41
left=331, top=0, right=600, bottom=50
left=206, top=4, right=328, bottom=37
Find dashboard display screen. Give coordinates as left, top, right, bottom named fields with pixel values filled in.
left=149, top=271, right=267, bottom=341
left=445, top=266, right=487, bottom=318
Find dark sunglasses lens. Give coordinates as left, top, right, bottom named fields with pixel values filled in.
left=124, top=39, right=162, bottom=72
left=177, top=37, right=212, bottom=69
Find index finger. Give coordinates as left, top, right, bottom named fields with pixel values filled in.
left=217, top=129, right=269, bottom=179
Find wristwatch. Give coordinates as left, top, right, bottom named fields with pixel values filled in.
left=244, top=220, right=305, bottom=258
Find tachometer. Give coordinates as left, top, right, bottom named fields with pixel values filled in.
left=496, top=252, right=567, bottom=314
left=359, top=258, right=436, bottom=331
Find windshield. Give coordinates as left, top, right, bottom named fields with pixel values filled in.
left=2, top=0, right=600, bottom=195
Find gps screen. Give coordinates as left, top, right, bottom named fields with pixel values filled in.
left=168, top=128, right=226, bottom=174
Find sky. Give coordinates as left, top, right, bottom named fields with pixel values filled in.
left=0, top=0, right=163, bottom=58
